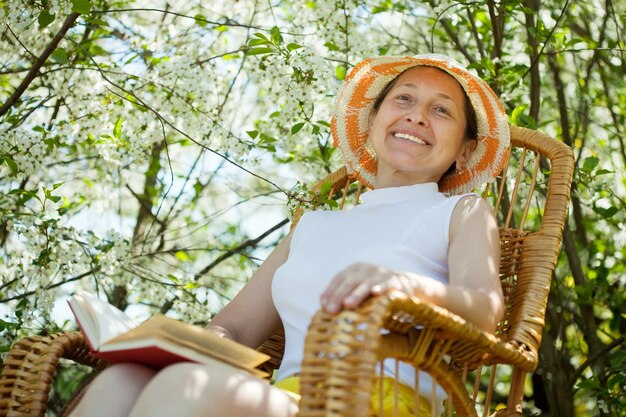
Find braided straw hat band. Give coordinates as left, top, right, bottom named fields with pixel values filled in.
left=330, top=55, right=510, bottom=195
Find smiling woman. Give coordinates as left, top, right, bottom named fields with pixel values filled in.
left=68, top=54, right=510, bottom=417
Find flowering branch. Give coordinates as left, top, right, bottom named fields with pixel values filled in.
left=0, top=12, right=80, bottom=118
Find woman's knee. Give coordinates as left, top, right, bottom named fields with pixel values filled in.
left=89, top=363, right=156, bottom=394
left=69, top=363, right=156, bottom=417
left=130, top=362, right=298, bottom=417
left=129, top=363, right=218, bottom=417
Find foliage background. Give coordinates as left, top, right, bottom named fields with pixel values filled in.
left=1, top=0, right=624, bottom=415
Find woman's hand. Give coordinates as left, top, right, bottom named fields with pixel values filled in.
left=320, top=262, right=420, bottom=314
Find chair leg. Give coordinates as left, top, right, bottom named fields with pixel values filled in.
left=505, top=368, right=525, bottom=416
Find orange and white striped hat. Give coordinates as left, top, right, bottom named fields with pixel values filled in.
left=330, top=54, right=510, bottom=195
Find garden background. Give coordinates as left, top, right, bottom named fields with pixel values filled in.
left=0, top=0, right=624, bottom=415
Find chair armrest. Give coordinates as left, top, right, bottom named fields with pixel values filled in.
left=0, top=331, right=107, bottom=417
left=379, top=291, right=538, bottom=371
left=297, top=291, right=537, bottom=417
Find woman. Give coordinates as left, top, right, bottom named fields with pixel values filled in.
left=70, top=54, right=508, bottom=417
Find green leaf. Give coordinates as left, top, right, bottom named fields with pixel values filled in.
left=13, top=190, right=39, bottom=206
left=175, top=251, right=190, bottom=262
left=593, top=206, right=618, bottom=219
left=194, top=14, right=208, bottom=27
left=71, top=0, right=92, bottom=14
left=113, top=116, right=123, bottom=139
left=44, top=186, right=62, bottom=203
left=319, top=181, right=333, bottom=196
left=291, top=122, right=305, bottom=135
left=595, top=169, right=613, bottom=176
left=193, top=179, right=204, bottom=195
left=248, top=38, right=270, bottom=47
left=582, top=156, right=599, bottom=173
left=335, top=64, right=347, bottom=81
left=5, top=158, right=19, bottom=176
left=0, top=318, right=18, bottom=332
left=286, top=43, right=302, bottom=51
left=38, top=10, right=56, bottom=27
left=509, top=105, right=527, bottom=125
left=253, top=32, right=269, bottom=41
left=245, top=47, right=273, bottom=56
left=51, top=48, right=69, bottom=64
left=270, top=26, right=283, bottom=45
left=87, top=17, right=109, bottom=28
left=324, top=40, right=340, bottom=52
left=246, top=130, right=259, bottom=139
left=577, top=379, right=600, bottom=391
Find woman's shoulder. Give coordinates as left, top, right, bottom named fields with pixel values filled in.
left=449, top=194, right=497, bottom=233
left=291, top=208, right=344, bottom=230
left=451, top=193, right=492, bottom=212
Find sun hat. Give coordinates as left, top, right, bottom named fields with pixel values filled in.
left=330, top=54, right=510, bottom=195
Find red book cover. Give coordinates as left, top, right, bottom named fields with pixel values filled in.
left=68, top=292, right=269, bottom=376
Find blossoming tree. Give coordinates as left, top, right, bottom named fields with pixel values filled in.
left=1, top=0, right=624, bottom=415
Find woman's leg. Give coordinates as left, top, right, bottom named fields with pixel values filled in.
left=68, top=363, right=157, bottom=417
left=128, top=361, right=298, bottom=417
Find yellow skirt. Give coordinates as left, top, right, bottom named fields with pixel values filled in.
left=273, top=376, right=431, bottom=417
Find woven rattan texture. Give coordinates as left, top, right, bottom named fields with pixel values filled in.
left=0, top=332, right=107, bottom=417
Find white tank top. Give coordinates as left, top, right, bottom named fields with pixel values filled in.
left=272, top=182, right=471, bottom=403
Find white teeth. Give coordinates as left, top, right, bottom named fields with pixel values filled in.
left=394, top=132, right=427, bottom=145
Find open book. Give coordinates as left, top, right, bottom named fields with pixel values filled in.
left=68, top=292, right=270, bottom=376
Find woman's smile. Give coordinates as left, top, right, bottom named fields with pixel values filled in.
left=391, top=131, right=430, bottom=145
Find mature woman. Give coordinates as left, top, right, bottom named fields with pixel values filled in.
left=70, top=54, right=509, bottom=417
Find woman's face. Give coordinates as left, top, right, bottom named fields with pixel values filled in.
left=369, top=66, right=476, bottom=188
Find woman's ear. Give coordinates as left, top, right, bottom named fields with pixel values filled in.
left=455, top=139, right=478, bottom=171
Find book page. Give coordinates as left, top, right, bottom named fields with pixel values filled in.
left=103, top=314, right=269, bottom=370
left=69, top=292, right=139, bottom=349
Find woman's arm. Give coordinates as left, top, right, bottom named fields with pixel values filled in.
left=405, top=195, right=503, bottom=332
left=206, top=232, right=292, bottom=348
left=444, top=195, right=504, bottom=331
left=320, top=196, right=504, bottom=333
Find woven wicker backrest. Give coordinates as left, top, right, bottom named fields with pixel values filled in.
left=487, top=126, right=573, bottom=358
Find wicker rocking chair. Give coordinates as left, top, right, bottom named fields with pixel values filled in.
left=0, top=125, right=574, bottom=417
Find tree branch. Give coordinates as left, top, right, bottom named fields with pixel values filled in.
left=0, top=13, right=80, bottom=118
left=193, top=218, right=289, bottom=281
left=523, top=0, right=541, bottom=121
left=571, top=335, right=625, bottom=383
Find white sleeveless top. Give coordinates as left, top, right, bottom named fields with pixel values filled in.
left=272, top=182, right=471, bottom=403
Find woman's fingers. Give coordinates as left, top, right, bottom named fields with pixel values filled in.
left=321, top=264, right=364, bottom=313
left=342, top=281, right=374, bottom=309
left=321, top=263, right=395, bottom=314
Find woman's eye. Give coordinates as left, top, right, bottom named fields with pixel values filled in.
left=395, top=94, right=411, bottom=101
left=434, top=106, right=450, bottom=115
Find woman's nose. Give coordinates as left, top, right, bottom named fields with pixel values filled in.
left=405, top=105, right=428, bottom=126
